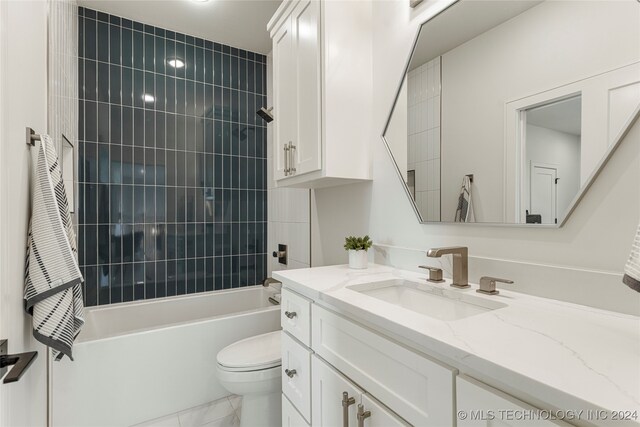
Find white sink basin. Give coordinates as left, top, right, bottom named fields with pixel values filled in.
left=347, top=279, right=507, bottom=321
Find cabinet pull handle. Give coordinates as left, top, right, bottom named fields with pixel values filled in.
left=285, top=368, right=297, bottom=378
left=284, top=144, right=290, bottom=176
left=290, top=143, right=296, bottom=174
left=284, top=311, right=297, bottom=319
left=342, top=392, right=356, bottom=427
left=357, top=404, right=371, bottom=427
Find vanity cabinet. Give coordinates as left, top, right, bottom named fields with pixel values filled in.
left=457, top=376, right=571, bottom=427
left=280, top=286, right=580, bottom=427
left=280, top=288, right=454, bottom=427
left=267, top=0, right=372, bottom=188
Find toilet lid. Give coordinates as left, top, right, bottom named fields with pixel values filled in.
left=217, top=331, right=281, bottom=370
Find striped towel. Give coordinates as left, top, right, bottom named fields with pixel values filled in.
left=623, top=223, right=640, bottom=292
left=454, top=175, right=475, bottom=223
left=24, top=135, right=84, bottom=361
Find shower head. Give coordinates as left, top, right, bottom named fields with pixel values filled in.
left=257, top=107, right=274, bottom=123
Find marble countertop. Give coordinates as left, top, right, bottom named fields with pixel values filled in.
left=273, top=264, right=640, bottom=424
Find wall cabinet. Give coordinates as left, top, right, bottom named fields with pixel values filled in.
left=268, top=0, right=373, bottom=188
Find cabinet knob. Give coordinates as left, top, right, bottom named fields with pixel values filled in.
left=284, top=311, right=297, bottom=319
left=285, top=368, right=297, bottom=378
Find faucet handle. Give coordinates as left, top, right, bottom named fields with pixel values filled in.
left=477, top=276, right=514, bottom=295
left=419, top=265, right=444, bottom=283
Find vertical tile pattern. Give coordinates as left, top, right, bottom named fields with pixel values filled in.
left=407, top=57, right=441, bottom=221
left=48, top=0, right=79, bottom=209
left=78, top=7, right=268, bottom=306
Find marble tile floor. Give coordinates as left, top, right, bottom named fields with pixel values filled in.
left=131, top=395, right=242, bottom=427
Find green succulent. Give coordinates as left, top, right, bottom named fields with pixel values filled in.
left=344, top=235, right=373, bottom=251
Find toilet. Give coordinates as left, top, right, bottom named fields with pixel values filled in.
left=217, top=331, right=282, bottom=427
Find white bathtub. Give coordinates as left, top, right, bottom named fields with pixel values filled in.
left=53, top=287, right=281, bottom=427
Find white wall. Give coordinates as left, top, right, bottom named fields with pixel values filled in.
left=0, top=1, right=49, bottom=425
left=312, top=0, right=640, bottom=316
left=439, top=0, right=640, bottom=222
left=526, top=124, right=581, bottom=223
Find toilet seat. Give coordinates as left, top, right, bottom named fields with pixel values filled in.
left=217, top=330, right=281, bottom=372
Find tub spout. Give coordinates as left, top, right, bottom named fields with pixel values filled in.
left=263, top=277, right=282, bottom=287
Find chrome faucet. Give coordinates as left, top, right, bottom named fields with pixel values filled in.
left=426, top=246, right=469, bottom=289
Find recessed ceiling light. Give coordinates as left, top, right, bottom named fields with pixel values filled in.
left=143, top=94, right=155, bottom=103
left=168, top=58, right=185, bottom=68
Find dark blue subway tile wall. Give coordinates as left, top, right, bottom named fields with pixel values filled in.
left=77, top=7, right=268, bottom=306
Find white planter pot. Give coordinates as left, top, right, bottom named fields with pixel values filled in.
left=348, top=250, right=368, bottom=269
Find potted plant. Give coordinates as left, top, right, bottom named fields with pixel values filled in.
left=344, top=235, right=373, bottom=269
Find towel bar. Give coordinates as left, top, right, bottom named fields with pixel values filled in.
left=26, top=127, right=41, bottom=146
left=0, top=339, right=38, bottom=384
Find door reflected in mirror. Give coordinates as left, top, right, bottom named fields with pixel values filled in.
left=383, top=0, right=640, bottom=226
left=523, top=95, right=581, bottom=225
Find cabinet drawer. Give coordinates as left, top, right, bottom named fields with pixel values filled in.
left=282, top=331, right=312, bottom=423
left=283, top=395, right=310, bottom=427
left=311, top=305, right=456, bottom=426
left=457, top=375, right=572, bottom=426
left=281, top=289, right=312, bottom=346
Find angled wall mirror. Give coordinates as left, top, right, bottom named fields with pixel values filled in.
left=383, top=0, right=640, bottom=226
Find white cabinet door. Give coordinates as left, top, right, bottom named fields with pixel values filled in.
left=311, top=355, right=362, bottom=427
left=283, top=395, right=310, bottom=427
left=282, top=332, right=312, bottom=423
left=273, top=16, right=295, bottom=180
left=457, top=375, right=571, bottom=426
left=291, top=0, right=322, bottom=177
left=359, top=394, right=410, bottom=427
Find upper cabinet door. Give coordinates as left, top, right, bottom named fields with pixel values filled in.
left=291, top=0, right=322, bottom=176
left=268, top=0, right=372, bottom=188
left=273, top=16, right=295, bottom=181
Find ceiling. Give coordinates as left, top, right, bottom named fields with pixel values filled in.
left=527, top=96, right=582, bottom=136
left=78, top=0, right=282, bottom=54
left=410, top=0, right=542, bottom=70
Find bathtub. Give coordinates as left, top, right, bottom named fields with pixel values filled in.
left=53, top=286, right=281, bottom=427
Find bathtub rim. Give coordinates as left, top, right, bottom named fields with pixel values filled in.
left=78, top=286, right=280, bottom=344
left=84, top=285, right=276, bottom=313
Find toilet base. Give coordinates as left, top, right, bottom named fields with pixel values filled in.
left=239, top=391, right=281, bottom=427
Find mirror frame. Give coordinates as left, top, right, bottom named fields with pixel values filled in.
left=381, top=0, right=640, bottom=228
